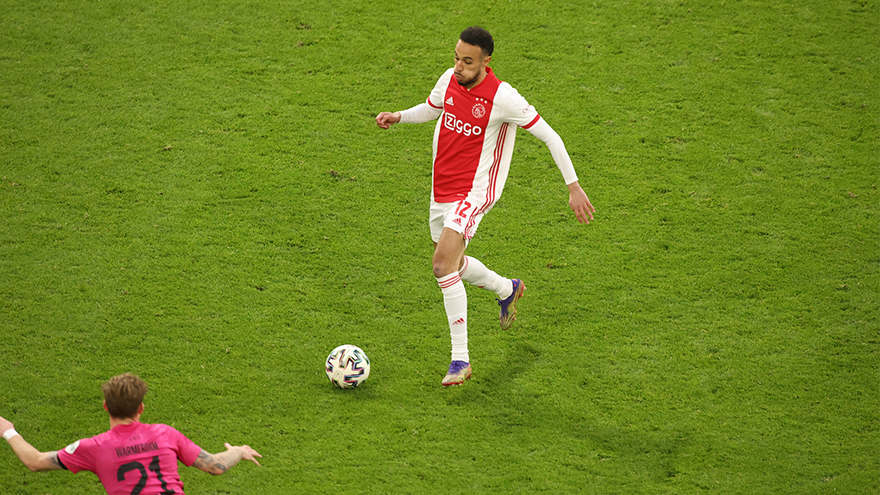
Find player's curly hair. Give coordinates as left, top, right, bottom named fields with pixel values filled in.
left=460, top=26, right=494, bottom=57
left=102, top=373, right=147, bottom=419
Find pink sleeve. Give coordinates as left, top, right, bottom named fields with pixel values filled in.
left=56, top=438, right=95, bottom=474
left=167, top=427, right=202, bottom=466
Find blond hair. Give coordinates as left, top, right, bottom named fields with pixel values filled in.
left=101, top=373, right=147, bottom=419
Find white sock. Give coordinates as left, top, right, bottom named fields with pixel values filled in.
left=437, top=272, right=469, bottom=363
left=459, top=256, right=512, bottom=299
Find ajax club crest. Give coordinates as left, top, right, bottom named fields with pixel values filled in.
left=472, top=103, right=486, bottom=119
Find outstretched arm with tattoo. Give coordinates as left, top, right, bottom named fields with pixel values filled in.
left=0, top=416, right=64, bottom=472
left=191, top=442, right=262, bottom=475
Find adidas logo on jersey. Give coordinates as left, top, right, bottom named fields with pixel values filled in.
left=446, top=97, right=454, bottom=106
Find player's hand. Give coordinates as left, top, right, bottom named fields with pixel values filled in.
left=225, top=442, right=262, bottom=466
left=0, top=416, right=14, bottom=436
left=567, top=182, right=595, bottom=224
left=375, top=111, right=401, bottom=129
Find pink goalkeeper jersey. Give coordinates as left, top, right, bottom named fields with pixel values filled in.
left=425, top=66, right=541, bottom=210
left=57, top=422, right=202, bottom=495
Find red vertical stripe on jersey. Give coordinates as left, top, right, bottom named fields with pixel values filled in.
left=467, top=122, right=509, bottom=234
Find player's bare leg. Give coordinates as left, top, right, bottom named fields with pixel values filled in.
left=432, top=227, right=466, bottom=280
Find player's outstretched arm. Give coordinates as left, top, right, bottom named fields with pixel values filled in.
left=522, top=119, right=594, bottom=224
left=567, top=181, right=595, bottom=224
left=192, top=443, right=262, bottom=476
left=375, top=111, right=401, bottom=129
left=0, top=416, right=64, bottom=472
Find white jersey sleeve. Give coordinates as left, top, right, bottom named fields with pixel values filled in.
left=400, top=103, right=442, bottom=123
left=524, top=119, right=579, bottom=185
left=399, top=69, right=452, bottom=124
left=496, top=83, right=540, bottom=127
left=496, top=83, right=579, bottom=185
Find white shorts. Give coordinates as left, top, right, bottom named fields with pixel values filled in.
left=429, top=199, right=488, bottom=244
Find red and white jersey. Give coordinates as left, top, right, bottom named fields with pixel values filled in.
left=424, top=67, right=541, bottom=209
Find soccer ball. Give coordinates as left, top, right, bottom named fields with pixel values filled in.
left=325, top=345, right=370, bottom=389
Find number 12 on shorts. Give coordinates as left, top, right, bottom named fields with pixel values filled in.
left=455, top=201, right=472, bottom=218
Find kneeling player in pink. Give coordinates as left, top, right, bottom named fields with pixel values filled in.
left=0, top=373, right=261, bottom=494
left=376, top=26, right=596, bottom=386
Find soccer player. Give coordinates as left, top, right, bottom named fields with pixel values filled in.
left=375, top=26, right=595, bottom=386
left=0, top=373, right=261, bottom=494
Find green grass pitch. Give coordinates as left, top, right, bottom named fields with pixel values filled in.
left=1, top=0, right=877, bottom=493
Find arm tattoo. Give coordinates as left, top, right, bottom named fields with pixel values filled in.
left=49, top=452, right=63, bottom=470
left=192, top=450, right=211, bottom=470
left=210, top=457, right=229, bottom=474
left=192, top=449, right=228, bottom=475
